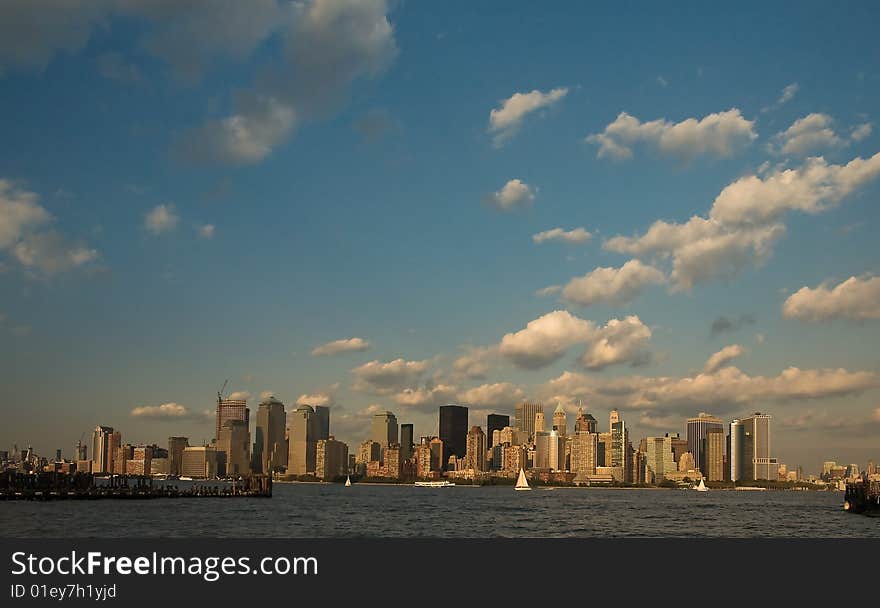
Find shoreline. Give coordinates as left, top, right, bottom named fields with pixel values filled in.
left=274, top=480, right=837, bottom=491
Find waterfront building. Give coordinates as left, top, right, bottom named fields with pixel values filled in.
left=465, top=426, right=487, bottom=472
left=571, top=431, right=598, bottom=482
left=729, top=419, right=744, bottom=481
left=92, top=425, right=113, bottom=474
left=574, top=408, right=597, bottom=434
left=645, top=436, right=676, bottom=482
left=552, top=403, right=567, bottom=436
left=487, top=414, right=510, bottom=447
left=113, top=444, right=134, bottom=475
left=288, top=404, right=319, bottom=476
left=181, top=446, right=218, bottom=479
left=217, top=419, right=250, bottom=477
left=597, top=432, right=612, bottom=467
left=687, top=413, right=724, bottom=475
left=254, top=396, right=287, bottom=475
left=429, top=437, right=444, bottom=471
left=704, top=427, right=725, bottom=481
left=514, top=401, right=544, bottom=441
left=497, top=426, right=522, bottom=447
left=216, top=398, right=249, bottom=443
left=738, top=412, right=776, bottom=481
left=313, top=405, right=330, bottom=441
left=400, top=423, right=414, bottom=461
left=107, top=431, right=121, bottom=475
left=358, top=440, right=381, bottom=464
left=668, top=433, right=688, bottom=464
left=383, top=444, right=402, bottom=479
left=439, top=404, right=468, bottom=467
left=548, top=429, right=563, bottom=471
left=371, top=411, right=399, bottom=453
left=75, top=441, right=87, bottom=462
left=502, top=444, right=527, bottom=473
left=150, top=457, right=168, bottom=475
left=415, top=443, right=433, bottom=477
left=610, top=412, right=628, bottom=477
left=168, top=436, right=189, bottom=477
left=125, top=446, right=152, bottom=476
left=315, top=437, right=348, bottom=480
left=679, top=451, right=695, bottom=472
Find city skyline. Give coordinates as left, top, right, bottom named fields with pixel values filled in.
left=2, top=2, right=880, bottom=471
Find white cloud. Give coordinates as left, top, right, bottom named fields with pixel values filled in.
left=851, top=123, right=873, bottom=142
left=0, top=179, right=98, bottom=276
left=484, top=179, right=536, bottom=211
left=457, top=382, right=524, bottom=409
left=296, top=392, right=333, bottom=407
left=488, top=87, right=568, bottom=146
left=783, top=275, right=880, bottom=322
left=311, top=337, right=370, bottom=356
left=130, top=402, right=191, bottom=419
left=196, top=223, right=215, bottom=239
left=535, top=285, right=562, bottom=297
left=603, top=153, right=880, bottom=290
left=778, top=83, right=799, bottom=105
left=773, top=113, right=844, bottom=156
left=452, top=346, right=496, bottom=379
left=227, top=391, right=251, bottom=401
left=498, top=310, right=653, bottom=370
left=352, top=358, right=430, bottom=394
left=532, top=227, right=592, bottom=245
left=393, top=383, right=458, bottom=409
left=703, top=344, right=745, bottom=374
left=560, top=259, right=666, bottom=306
left=586, top=108, right=756, bottom=161
left=144, top=204, right=179, bottom=235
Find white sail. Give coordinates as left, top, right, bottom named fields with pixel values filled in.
left=345, top=475, right=351, bottom=487
left=515, top=468, right=532, bottom=491
left=694, top=478, right=708, bottom=491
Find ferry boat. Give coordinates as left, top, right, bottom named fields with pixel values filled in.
left=414, top=480, right=455, bottom=487
left=844, top=477, right=880, bottom=516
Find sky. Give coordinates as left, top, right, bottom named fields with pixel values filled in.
left=1, top=1, right=879, bottom=475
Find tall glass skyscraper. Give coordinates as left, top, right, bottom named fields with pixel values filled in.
left=439, top=404, right=468, bottom=468
left=687, top=413, right=724, bottom=475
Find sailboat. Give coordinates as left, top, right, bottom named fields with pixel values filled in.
left=344, top=475, right=352, bottom=487
left=514, top=468, right=532, bottom=491
left=693, top=478, right=708, bottom=492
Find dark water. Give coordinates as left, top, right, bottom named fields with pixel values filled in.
left=1, top=483, right=876, bottom=538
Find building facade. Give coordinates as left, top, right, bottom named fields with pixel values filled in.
left=439, top=404, right=468, bottom=467
left=254, top=396, right=287, bottom=475
left=687, top=413, right=724, bottom=475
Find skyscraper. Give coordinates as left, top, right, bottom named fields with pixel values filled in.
left=534, top=411, right=546, bottom=434
left=739, top=412, right=776, bottom=480
left=217, top=420, right=250, bottom=477
left=315, top=437, right=348, bottom=480
left=254, top=396, right=287, bottom=475
left=313, top=405, right=330, bottom=441
left=571, top=431, right=598, bottom=481
left=465, top=426, right=486, bottom=472
left=645, top=436, right=676, bottom=482
left=552, top=403, right=567, bottom=436
left=514, top=401, right=543, bottom=441
left=216, top=398, right=249, bottom=443
left=687, top=413, right=724, bottom=475
left=575, top=409, right=597, bottom=434
left=92, top=425, right=113, bottom=474
left=288, top=404, right=319, bottom=476
left=486, top=414, right=509, bottom=447
left=610, top=413, right=627, bottom=470
left=704, top=427, right=725, bottom=481
left=168, top=436, right=189, bottom=477
left=729, top=419, right=744, bottom=481
left=371, top=411, right=399, bottom=449
left=439, top=404, right=468, bottom=468
left=400, top=423, right=414, bottom=461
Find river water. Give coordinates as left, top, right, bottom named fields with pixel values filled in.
left=1, top=483, right=875, bottom=538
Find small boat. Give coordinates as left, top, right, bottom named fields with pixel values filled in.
left=515, top=468, right=532, bottom=491
left=693, top=479, right=708, bottom=492
left=179, top=476, right=193, bottom=481
left=414, top=480, right=455, bottom=487
left=344, top=475, right=351, bottom=487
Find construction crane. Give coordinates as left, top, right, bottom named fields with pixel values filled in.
left=217, top=379, right=228, bottom=404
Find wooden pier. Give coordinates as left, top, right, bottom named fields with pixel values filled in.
left=0, top=471, right=272, bottom=500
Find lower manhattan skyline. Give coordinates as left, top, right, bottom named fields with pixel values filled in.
left=2, top=0, right=880, bottom=476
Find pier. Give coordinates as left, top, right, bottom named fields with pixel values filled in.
left=0, top=471, right=272, bottom=500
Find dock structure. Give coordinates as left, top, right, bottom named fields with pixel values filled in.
left=0, top=471, right=272, bottom=500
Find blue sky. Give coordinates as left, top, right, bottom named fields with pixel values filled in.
left=1, top=1, right=879, bottom=474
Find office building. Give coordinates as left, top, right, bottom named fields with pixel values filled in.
left=181, top=446, right=218, bottom=479
left=371, top=411, right=399, bottom=451
left=514, top=401, right=544, bottom=441
left=358, top=440, right=381, bottom=464
left=114, top=444, right=134, bottom=475
left=571, top=431, right=598, bottom=480
left=383, top=444, right=402, bottom=479
left=92, top=426, right=113, bottom=474
left=439, top=404, right=468, bottom=467
left=254, top=396, right=287, bottom=475
left=729, top=419, right=744, bottom=481
left=126, top=445, right=152, bottom=476
left=704, top=427, right=725, bottom=481
left=168, top=436, right=189, bottom=477
left=502, top=444, right=527, bottom=473
left=75, top=441, right=87, bottom=462
left=552, top=403, right=567, bottom=436
left=107, top=431, right=121, bottom=475
left=668, top=433, right=688, bottom=464
left=288, top=404, right=319, bottom=476
left=313, top=405, right=330, bottom=441
left=738, top=412, right=776, bottom=481
left=610, top=411, right=627, bottom=470
left=645, top=436, right=676, bottom=482
left=315, top=437, right=348, bottom=480
left=687, top=413, right=724, bottom=475
left=216, top=398, right=249, bottom=443
left=679, top=451, right=695, bottom=472
left=465, top=426, right=486, bottom=472
left=534, top=411, right=546, bottom=434
left=400, top=423, right=414, bottom=461
left=486, top=414, right=510, bottom=447
left=217, top=419, right=250, bottom=477
left=574, top=409, right=597, bottom=434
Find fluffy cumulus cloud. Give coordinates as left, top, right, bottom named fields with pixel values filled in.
left=542, top=365, right=880, bottom=416
left=452, top=346, right=496, bottom=379
left=498, top=310, right=652, bottom=370
left=782, top=275, right=880, bottom=322
left=560, top=259, right=666, bottom=306
left=603, top=153, right=880, bottom=290
left=457, top=382, right=524, bottom=409
left=130, top=402, right=192, bottom=419
left=851, top=123, right=873, bottom=142
left=144, top=204, right=179, bottom=235
left=352, top=358, right=430, bottom=394
left=484, top=179, right=536, bottom=211
left=703, top=344, right=745, bottom=374
left=311, top=337, right=370, bottom=356
left=488, top=87, right=568, bottom=146
left=0, top=179, right=98, bottom=276
left=296, top=391, right=334, bottom=407
left=586, top=109, right=756, bottom=161
left=227, top=390, right=252, bottom=401
left=393, top=383, right=458, bottom=409
left=532, top=227, right=592, bottom=245
left=773, top=113, right=844, bottom=156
